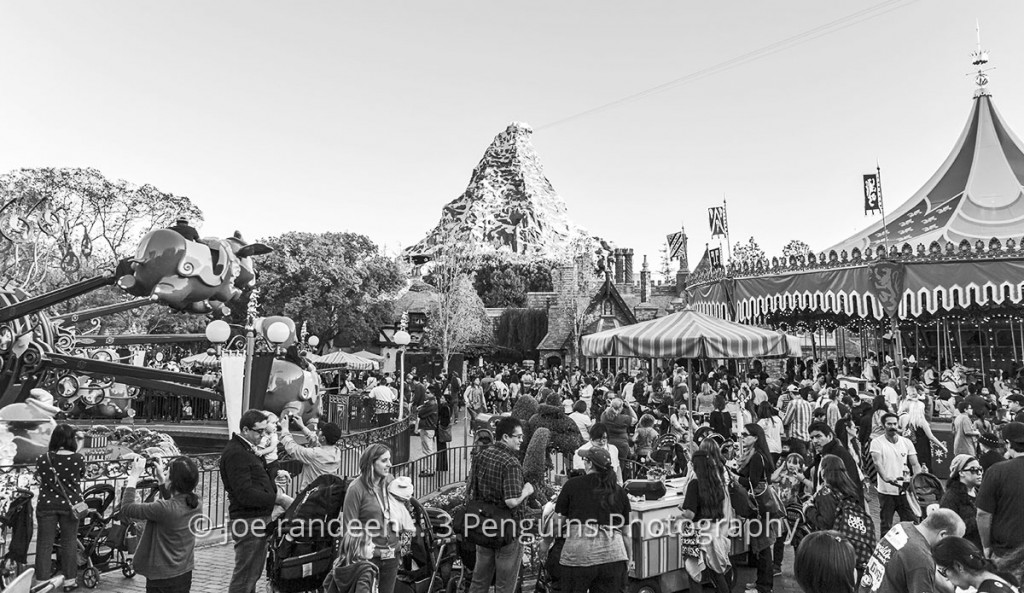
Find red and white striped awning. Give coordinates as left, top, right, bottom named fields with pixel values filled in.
left=581, top=308, right=798, bottom=359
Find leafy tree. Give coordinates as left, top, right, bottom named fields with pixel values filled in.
left=731, top=237, right=767, bottom=268
left=495, top=308, right=549, bottom=357
left=421, top=233, right=489, bottom=371
left=781, top=239, right=812, bottom=261
left=0, top=168, right=203, bottom=301
left=255, top=232, right=404, bottom=346
left=472, top=255, right=554, bottom=307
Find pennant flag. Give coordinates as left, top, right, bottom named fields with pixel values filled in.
left=709, top=248, right=723, bottom=270
left=864, top=174, right=881, bottom=214
left=708, top=206, right=728, bottom=237
left=666, top=231, right=687, bottom=261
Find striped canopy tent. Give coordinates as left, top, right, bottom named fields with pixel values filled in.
left=314, top=350, right=377, bottom=370
left=179, top=351, right=220, bottom=368
left=581, top=307, right=798, bottom=359
left=352, top=350, right=385, bottom=364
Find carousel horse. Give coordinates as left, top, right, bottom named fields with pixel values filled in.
left=116, top=228, right=272, bottom=314
left=937, top=365, right=969, bottom=400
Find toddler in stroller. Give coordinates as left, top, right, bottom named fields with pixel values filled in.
left=266, top=474, right=349, bottom=593
left=395, top=493, right=458, bottom=593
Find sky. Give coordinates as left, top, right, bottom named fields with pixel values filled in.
left=2, top=1, right=1024, bottom=272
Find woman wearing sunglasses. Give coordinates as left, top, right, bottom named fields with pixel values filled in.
left=940, top=454, right=984, bottom=550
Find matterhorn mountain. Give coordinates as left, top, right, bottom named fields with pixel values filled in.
left=405, top=122, right=591, bottom=260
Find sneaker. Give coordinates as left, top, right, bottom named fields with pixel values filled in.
left=773, top=566, right=783, bottom=576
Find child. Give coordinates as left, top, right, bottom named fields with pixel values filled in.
left=772, top=453, right=813, bottom=505
left=633, top=414, right=659, bottom=460
left=387, top=476, right=417, bottom=558
left=323, top=531, right=379, bottom=593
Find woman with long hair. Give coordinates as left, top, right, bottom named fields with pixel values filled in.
left=804, top=454, right=862, bottom=531
left=696, top=382, right=716, bottom=415
left=933, top=537, right=1020, bottom=592
left=678, top=450, right=732, bottom=593
left=341, top=444, right=398, bottom=593
left=709, top=396, right=731, bottom=441
left=737, top=423, right=776, bottom=593
left=900, top=398, right=947, bottom=472
left=600, top=398, right=637, bottom=479
left=554, top=446, right=632, bottom=593
left=34, top=423, right=85, bottom=590
left=794, top=531, right=858, bottom=593
left=121, top=456, right=202, bottom=593
left=939, top=454, right=983, bottom=550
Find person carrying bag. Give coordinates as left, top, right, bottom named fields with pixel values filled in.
left=34, top=424, right=87, bottom=591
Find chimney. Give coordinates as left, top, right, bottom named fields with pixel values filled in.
left=614, top=249, right=625, bottom=284
left=640, top=255, right=650, bottom=303
left=624, top=249, right=634, bottom=284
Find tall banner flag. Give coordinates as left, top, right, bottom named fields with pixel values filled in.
left=666, top=230, right=687, bottom=261
left=708, top=248, right=723, bottom=270
left=864, top=173, right=881, bottom=214
left=708, top=206, right=728, bottom=237
left=221, top=352, right=245, bottom=436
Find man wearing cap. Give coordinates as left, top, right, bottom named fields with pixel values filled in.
left=977, top=421, right=1024, bottom=559
left=1006, top=393, right=1024, bottom=424
left=167, top=216, right=200, bottom=241
left=279, top=414, right=342, bottom=490
left=777, top=384, right=797, bottom=414
left=977, top=432, right=1005, bottom=471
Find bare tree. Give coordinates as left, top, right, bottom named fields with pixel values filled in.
left=421, top=234, right=487, bottom=371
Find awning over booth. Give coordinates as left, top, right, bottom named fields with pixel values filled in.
left=581, top=308, right=798, bottom=359
left=314, top=350, right=377, bottom=370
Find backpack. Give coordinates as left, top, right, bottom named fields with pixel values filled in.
left=833, top=496, right=875, bottom=571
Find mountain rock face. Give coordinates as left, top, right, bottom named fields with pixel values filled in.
left=406, top=122, right=588, bottom=259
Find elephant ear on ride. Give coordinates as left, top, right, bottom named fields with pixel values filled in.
left=236, top=243, right=273, bottom=258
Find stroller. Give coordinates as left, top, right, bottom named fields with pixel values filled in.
left=266, top=474, right=349, bottom=593
left=395, top=497, right=458, bottom=593
left=67, top=483, right=144, bottom=588
left=0, top=489, right=34, bottom=590
left=908, top=472, right=944, bottom=520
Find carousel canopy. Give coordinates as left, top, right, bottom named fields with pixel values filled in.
left=829, top=92, right=1024, bottom=253
left=580, top=307, right=798, bottom=359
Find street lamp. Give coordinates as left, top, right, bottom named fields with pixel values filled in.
left=266, top=322, right=290, bottom=352
left=205, top=320, right=231, bottom=353
left=394, top=323, right=411, bottom=421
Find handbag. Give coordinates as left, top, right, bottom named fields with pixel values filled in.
left=728, top=480, right=758, bottom=519
left=437, top=425, right=452, bottom=443
left=47, top=453, right=89, bottom=520
left=753, top=481, right=785, bottom=518
left=460, top=467, right=516, bottom=549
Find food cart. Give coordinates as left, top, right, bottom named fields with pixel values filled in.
left=627, top=477, right=691, bottom=593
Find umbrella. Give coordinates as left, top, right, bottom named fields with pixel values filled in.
left=581, top=307, right=798, bottom=359
left=315, top=350, right=376, bottom=370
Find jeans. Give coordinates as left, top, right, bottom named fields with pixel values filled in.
left=878, top=492, right=917, bottom=535
left=146, top=571, right=192, bottom=593
left=34, top=510, right=79, bottom=582
left=371, top=556, right=399, bottom=593
left=228, top=516, right=270, bottom=593
left=468, top=539, right=523, bottom=593
left=563, top=561, right=627, bottom=593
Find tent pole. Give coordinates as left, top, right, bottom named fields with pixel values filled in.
left=687, top=359, right=695, bottom=435
left=978, top=322, right=986, bottom=385
left=891, top=316, right=904, bottom=397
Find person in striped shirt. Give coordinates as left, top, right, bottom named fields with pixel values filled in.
left=783, top=387, right=815, bottom=459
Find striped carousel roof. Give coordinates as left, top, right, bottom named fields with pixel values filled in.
left=580, top=307, right=798, bottom=359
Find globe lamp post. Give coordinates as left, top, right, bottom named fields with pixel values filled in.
left=393, top=328, right=411, bottom=421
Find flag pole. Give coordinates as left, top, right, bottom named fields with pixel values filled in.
left=723, top=195, right=732, bottom=264
left=877, top=163, right=889, bottom=254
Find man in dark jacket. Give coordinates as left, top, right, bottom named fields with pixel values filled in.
left=808, top=421, right=864, bottom=502
left=220, top=409, right=294, bottom=593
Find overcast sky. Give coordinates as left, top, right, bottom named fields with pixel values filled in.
left=2, top=1, right=1022, bottom=271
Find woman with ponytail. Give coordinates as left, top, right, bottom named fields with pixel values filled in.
left=122, top=455, right=202, bottom=593
left=933, top=536, right=1020, bottom=593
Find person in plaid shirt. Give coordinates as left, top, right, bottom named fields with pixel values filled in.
left=468, top=417, right=534, bottom=593
left=784, top=387, right=815, bottom=459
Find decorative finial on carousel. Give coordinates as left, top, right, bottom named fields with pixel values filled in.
left=971, top=21, right=992, bottom=97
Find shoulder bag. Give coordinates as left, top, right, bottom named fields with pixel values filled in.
left=461, top=464, right=516, bottom=549
left=728, top=475, right=758, bottom=519
left=751, top=454, right=785, bottom=518
left=436, top=425, right=452, bottom=443
left=47, top=453, right=89, bottom=520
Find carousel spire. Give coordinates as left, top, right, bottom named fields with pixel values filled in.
left=971, top=21, right=992, bottom=97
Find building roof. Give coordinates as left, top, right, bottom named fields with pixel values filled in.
left=828, top=92, right=1024, bottom=253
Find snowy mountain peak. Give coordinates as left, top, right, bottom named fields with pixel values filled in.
left=405, top=122, right=587, bottom=259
